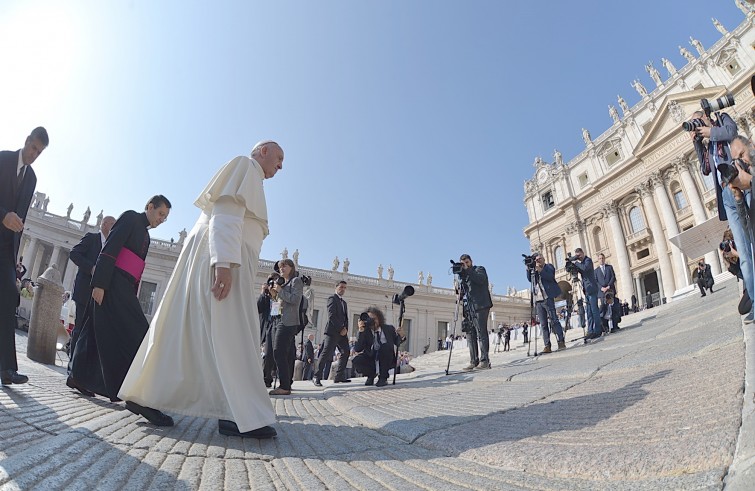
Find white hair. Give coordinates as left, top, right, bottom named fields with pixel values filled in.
left=251, top=140, right=281, bottom=157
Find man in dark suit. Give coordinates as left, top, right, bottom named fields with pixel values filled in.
left=313, top=281, right=350, bottom=386
left=526, top=252, right=566, bottom=352
left=0, top=127, right=49, bottom=385
left=594, top=253, right=616, bottom=308
left=352, top=306, right=405, bottom=387
left=458, top=254, right=493, bottom=370
left=571, top=248, right=602, bottom=340
left=302, top=334, right=315, bottom=380
left=66, top=216, right=115, bottom=375
left=697, top=258, right=715, bottom=297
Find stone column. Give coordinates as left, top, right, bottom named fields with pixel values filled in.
left=49, top=245, right=62, bottom=272
left=636, top=182, right=676, bottom=298
left=31, top=246, right=46, bottom=280
left=62, top=250, right=77, bottom=292
left=655, top=266, right=665, bottom=303
left=650, top=171, right=689, bottom=290
left=673, top=157, right=721, bottom=275
left=22, top=237, right=39, bottom=278
left=18, top=236, right=30, bottom=260
left=634, top=275, right=642, bottom=303
left=602, top=201, right=633, bottom=300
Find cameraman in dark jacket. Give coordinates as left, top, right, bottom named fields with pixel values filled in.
left=525, top=252, right=565, bottom=352
left=352, top=306, right=404, bottom=387
left=571, top=248, right=602, bottom=340
left=458, top=254, right=493, bottom=370
left=691, top=112, right=754, bottom=321
left=696, top=258, right=714, bottom=297
left=257, top=284, right=275, bottom=388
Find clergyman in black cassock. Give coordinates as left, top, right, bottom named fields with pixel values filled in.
left=70, top=196, right=174, bottom=426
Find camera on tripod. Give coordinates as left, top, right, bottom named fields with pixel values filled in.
left=300, top=274, right=312, bottom=286
left=522, top=254, right=537, bottom=270
left=392, top=285, right=414, bottom=305
left=450, top=260, right=463, bottom=275
left=564, top=252, right=580, bottom=280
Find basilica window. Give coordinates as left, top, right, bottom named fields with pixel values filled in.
left=593, top=227, right=603, bottom=251
left=628, top=206, right=645, bottom=233
left=578, top=173, right=589, bottom=188
left=541, top=191, right=555, bottom=212
left=671, top=182, right=688, bottom=210
left=725, top=59, right=741, bottom=76
left=554, top=246, right=565, bottom=269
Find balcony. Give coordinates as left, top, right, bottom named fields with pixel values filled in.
left=626, top=228, right=652, bottom=250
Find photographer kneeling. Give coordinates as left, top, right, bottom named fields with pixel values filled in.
left=268, top=259, right=302, bottom=396
left=352, top=306, right=405, bottom=387
left=569, top=248, right=602, bottom=340
left=525, top=252, right=566, bottom=352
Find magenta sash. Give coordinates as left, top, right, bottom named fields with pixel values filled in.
left=114, top=247, right=146, bottom=282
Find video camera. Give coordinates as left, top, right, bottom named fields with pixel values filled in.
left=450, top=260, right=463, bottom=275
left=300, top=274, right=312, bottom=286
left=392, top=285, right=414, bottom=305
left=266, top=273, right=285, bottom=288
left=522, top=254, right=537, bottom=270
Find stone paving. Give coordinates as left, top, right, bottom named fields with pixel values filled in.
left=1, top=277, right=754, bottom=490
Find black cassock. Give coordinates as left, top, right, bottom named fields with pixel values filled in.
left=71, top=211, right=151, bottom=399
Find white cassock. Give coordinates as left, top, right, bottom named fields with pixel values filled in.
left=119, top=156, right=276, bottom=432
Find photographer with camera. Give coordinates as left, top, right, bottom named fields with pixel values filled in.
left=312, top=281, right=350, bottom=386
left=258, top=283, right=276, bottom=388
left=568, top=248, right=602, bottom=340
left=696, top=258, right=714, bottom=297
left=268, top=259, right=302, bottom=396
left=599, top=291, right=622, bottom=334
left=455, top=254, right=493, bottom=370
left=689, top=107, right=755, bottom=321
left=525, top=252, right=566, bottom=352
left=352, top=306, right=405, bottom=387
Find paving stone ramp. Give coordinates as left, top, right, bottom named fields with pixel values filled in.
left=1, top=277, right=753, bottom=490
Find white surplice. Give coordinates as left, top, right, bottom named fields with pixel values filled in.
left=119, top=156, right=276, bottom=432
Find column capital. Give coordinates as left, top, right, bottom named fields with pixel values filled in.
left=635, top=181, right=654, bottom=198
left=565, top=220, right=585, bottom=236
left=648, top=171, right=668, bottom=189
left=671, top=156, right=692, bottom=175
left=600, top=201, right=620, bottom=218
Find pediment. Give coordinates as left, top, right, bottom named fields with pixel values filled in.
left=633, top=86, right=730, bottom=158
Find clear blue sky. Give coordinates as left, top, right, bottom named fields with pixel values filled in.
left=0, top=1, right=747, bottom=291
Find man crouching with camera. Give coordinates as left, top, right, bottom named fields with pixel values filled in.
left=352, top=306, right=405, bottom=387
left=525, top=252, right=566, bottom=352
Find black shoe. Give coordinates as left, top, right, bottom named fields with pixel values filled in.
left=610, top=327, right=621, bottom=333
left=364, top=377, right=374, bottom=386
left=66, top=376, right=95, bottom=397
left=334, top=378, right=351, bottom=383
left=700, top=293, right=706, bottom=297
left=218, top=419, right=277, bottom=439
left=312, top=378, right=323, bottom=387
left=375, top=379, right=388, bottom=387
left=125, top=401, right=174, bottom=427
left=1, top=370, right=28, bottom=385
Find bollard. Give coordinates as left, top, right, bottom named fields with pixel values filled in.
left=27, top=265, right=65, bottom=365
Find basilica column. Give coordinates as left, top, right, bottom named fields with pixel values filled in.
left=23, top=237, right=39, bottom=279
left=602, top=201, right=633, bottom=300
left=655, top=266, right=665, bottom=303
left=650, top=171, right=689, bottom=291
left=62, top=250, right=77, bottom=291
left=633, top=274, right=642, bottom=303
left=636, top=182, right=676, bottom=299
left=31, top=244, right=45, bottom=280
left=672, top=157, right=721, bottom=274
left=49, top=245, right=62, bottom=272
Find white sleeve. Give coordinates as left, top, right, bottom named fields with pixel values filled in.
left=209, top=196, right=245, bottom=268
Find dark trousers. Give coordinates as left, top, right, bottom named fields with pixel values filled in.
left=262, top=323, right=275, bottom=386
left=698, top=277, right=713, bottom=295
left=67, top=299, right=89, bottom=373
left=302, top=361, right=312, bottom=380
left=352, top=346, right=394, bottom=381
left=466, top=307, right=490, bottom=365
left=314, top=333, right=349, bottom=381
left=0, top=251, right=19, bottom=372
left=272, top=321, right=297, bottom=391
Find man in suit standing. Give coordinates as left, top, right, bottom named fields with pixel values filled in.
left=302, top=334, right=315, bottom=380
left=697, top=258, right=715, bottom=297
left=458, top=254, right=494, bottom=370
left=313, top=281, right=350, bottom=386
left=571, top=247, right=602, bottom=341
left=0, top=127, right=48, bottom=385
left=66, top=216, right=115, bottom=378
left=352, top=306, right=405, bottom=387
left=526, top=252, right=566, bottom=352
left=595, top=253, right=616, bottom=310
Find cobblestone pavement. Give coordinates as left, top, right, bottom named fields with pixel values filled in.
left=1, top=277, right=753, bottom=490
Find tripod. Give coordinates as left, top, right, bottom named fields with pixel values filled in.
left=445, top=273, right=483, bottom=374
left=526, top=265, right=539, bottom=357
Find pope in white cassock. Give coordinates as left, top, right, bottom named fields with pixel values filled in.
left=120, top=141, right=284, bottom=439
